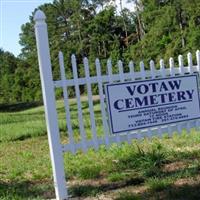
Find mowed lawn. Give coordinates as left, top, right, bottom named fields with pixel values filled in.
left=1, top=99, right=200, bottom=199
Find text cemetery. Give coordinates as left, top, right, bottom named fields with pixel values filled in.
left=105, top=75, right=200, bottom=133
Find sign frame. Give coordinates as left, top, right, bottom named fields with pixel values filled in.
left=105, top=74, right=200, bottom=134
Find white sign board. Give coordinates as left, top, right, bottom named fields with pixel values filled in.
left=105, top=74, right=200, bottom=134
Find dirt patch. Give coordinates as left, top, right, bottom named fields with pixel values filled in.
left=163, top=161, right=188, bottom=173
left=70, top=184, right=147, bottom=200
left=174, top=175, right=200, bottom=186
left=174, top=177, right=194, bottom=186
left=69, top=95, right=100, bottom=102
left=68, top=176, right=145, bottom=199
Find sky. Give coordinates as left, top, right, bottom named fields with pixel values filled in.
left=0, top=0, right=135, bottom=57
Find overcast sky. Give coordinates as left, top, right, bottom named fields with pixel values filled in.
left=0, top=0, right=135, bottom=57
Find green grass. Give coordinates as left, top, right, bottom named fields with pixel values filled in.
left=1, top=99, right=200, bottom=199
left=146, top=177, right=172, bottom=192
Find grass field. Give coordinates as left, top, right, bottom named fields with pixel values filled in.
left=1, top=99, right=200, bottom=199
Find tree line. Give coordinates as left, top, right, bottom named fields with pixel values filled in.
left=1, top=0, right=200, bottom=103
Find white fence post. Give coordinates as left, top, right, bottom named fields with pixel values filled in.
left=34, top=10, right=68, bottom=200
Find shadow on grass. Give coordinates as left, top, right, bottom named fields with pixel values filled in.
left=0, top=101, right=43, bottom=112
left=114, top=183, right=200, bottom=200
left=163, top=183, right=200, bottom=200
left=70, top=177, right=144, bottom=197
left=70, top=178, right=200, bottom=199
left=0, top=180, right=54, bottom=199
left=144, top=182, right=200, bottom=200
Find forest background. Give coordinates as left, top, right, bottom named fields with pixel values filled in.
left=1, top=0, right=199, bottom=103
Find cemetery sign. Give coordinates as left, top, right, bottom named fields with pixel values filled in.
left=105, top=74, right=200, bottom=134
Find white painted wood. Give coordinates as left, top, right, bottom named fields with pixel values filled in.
left=83, top=57, right=98, bottom=150
left=62, top=119, right=199, bottom=153
left=127, top=61, right=135, bottom=143
left=59, top=51, right=75, bottom=154
left=178, top=55, right=184, bottom=75
left=71, top=55, right=87, bottom=152
left=140, top=61, right=152, bottom=138
left=150, top=60, right=156, bottom=79
left=34, top=10, right=67, bottom=200
left=169, top=57, right=175, bottom=76
left=196, top=50, right=200, bottom=72
left=140, top=61, right=145, bottom=79
left=95, top=59, right=110, bottom=146
left=188, top=52, right=193, bottom=74
left=129, top=61, right=134, bottom=81
left=196, top=50, right=200, bottom=130
left=118, top=60, right=131, bottom=143
left=150, top=60, right=162, bottom=138
left=118, top=60, right=124, bottom=82
left=54, top=65, right=200, bottom=88
left=108, top=59, right=120, bottom=144
left=34, top=9, right=200, bottom=200
left=168, top=57, right=176, bottom=136
left=178, top=54, right=187, bottom=134
left=187, top=53, right=193, bottom=132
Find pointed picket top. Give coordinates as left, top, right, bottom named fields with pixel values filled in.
left=83, top=57, right=89, bottom=69
left=160, top=59, right=165, bottom=77
left=118, top=60, right=123, bottom=67
left=140, top=61, right=145, bottom=79
left=84, top=57, right=90, bottom=77
left=178, top=55, right=184, bottom=75
left=95, top=58, right=100, bottom=66
left=83, top=56, right=89, bottom=65
left=128, top=61, right=134, bottom=81
left=118, top=60, right=124, bottom=82
left=187, top=52, right=193, bottom=73
left=58, top=50, right=63, bottom=57
left=118, top=60, right=123, bottom=73
left=34, top=10, right=46, bottom=22
left=95, top=58, right=101, bottom=76
left=71, top=54, right=78, bottom=78
left=107, top=59, right=113, bottom=83
left=107, top=58, right=112, bottom=67
left=196, top=50, right=200, bottom=72
left=159, top=59, right=165, bottom=69
left=140, top=61, right=145, bottom=71
left=71, top=54, right=76, bottom=63
left=128, top=61, right=134, bottom=71
left=150, top=60, right=155, bottom=78
left=58, top=51, right=65, bottom=79
left=169, top=57, right=175, bottom=76
left=187, top=52, right=193, bottom=66
left=58, top=51, right=63, bottom=63
left=150, top=60, right=155, bottom=69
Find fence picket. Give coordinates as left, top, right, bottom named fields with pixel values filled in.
left=107, top=59, right=122, bottom=144
left=195, top=50, right=200, bottom=130
left=118, top=60, right=130, bottom=142
left=177, top=55, right=185, bottom=134
left=169, top=57, right=175, bottom=76
left=196, top=50, right=200, bottom=72
left=34, top=10, right=200, bottom=200
left=186, top=53, right=193, bottom=132
left=71, top=55, right=87, bottom=152
left=83, top=57, right=98, bottom=150
left=95, top=59, right=110, bottom=147
left=108, top=60, right=120, bottom=144
left=127, top=61, right=135, bottom=143
left=59, top=52, right=75, bottom=153
left=129, top=61, right=134, bottom=81
left=150, top=60, right=156, bottom=79
left=139, top=61, right=151, bottom=139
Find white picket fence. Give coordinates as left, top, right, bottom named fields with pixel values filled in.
left=34, top=10, right=200, bottom=200
left=57, top=51, right=200, bottom=154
